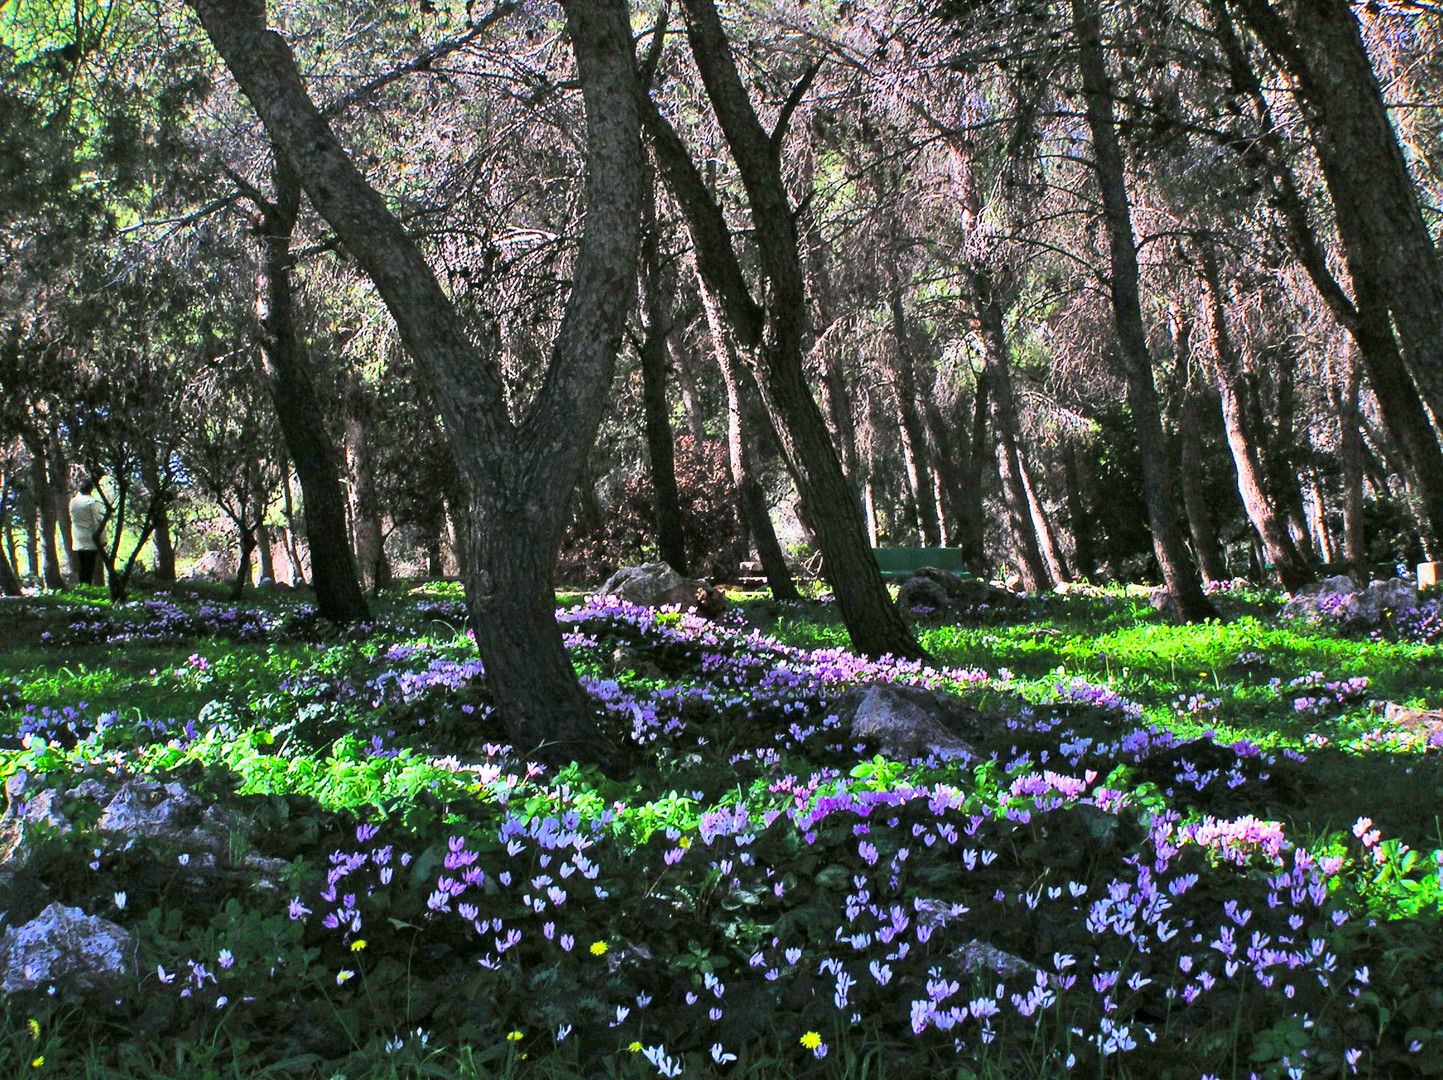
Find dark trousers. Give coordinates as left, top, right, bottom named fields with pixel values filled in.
left=77, top=549, right=99, bottom=586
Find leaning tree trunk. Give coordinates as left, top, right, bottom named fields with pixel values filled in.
left=1018, top=448, right=1070, bottom=585
left=638, top=175, right=687, bottom=574
left=1074, top=0, right=1214, bottom=620
left=702, top=279, right=800, bottom=601
left=193, top=0, right=644, bottom=762
left=1236, top=0, right=1443, bottom=418
left=1197, top=246, right=1312, bottom=592
left=974, top=281, right=1049, bottom=591
left=661, top=0, right=923, bottom=659
left=254, top=157, right=370, bottom=619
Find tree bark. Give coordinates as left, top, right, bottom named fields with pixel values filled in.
left=1062, top=440, right=1096, bottom=580
left=884, top=281, right=940, bottom=545
left=1074, top=0, right=1215, bottom=619
left=973, top=280, right=1049, bottom=591
left=1018, top=447, right=1070, bottom=584
left=1197, top=246, right=1312, bottom=592
left=253, top=157, right=369, bottom=619
left=0, top=478, right=22, bottom=596
left=667, top=337, right=708, bottom=446
left=638, top=175, right=687, bottom=574
left=702, top=277, right=800, bottom=600
left=647, top=0, right=921, bottom=658
left=1235, top=0, right=1443, bottom=418
left=191, top=0, right=643, bottom=763
left=26, top=445, right=65, bottom=589
left=1335, top=356, right=1368, bottom=575
left=48, top=435, right=74, bottom=581
left=343, top=381, right=389, bottom=593
left=1177, top=381, right=1230, bottom=584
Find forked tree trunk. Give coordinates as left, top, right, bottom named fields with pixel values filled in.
left=655, top=0, right=923, bottom=659
left=254, top=158, right=369, bottom=619
left=194, top=0, right=643, bottom=762
left=1075, top=0, right=1214, bottom=619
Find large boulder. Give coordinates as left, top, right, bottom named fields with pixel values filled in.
left=0, top=903, right=134, bottom=993
left=598, top=563, right=727, bottom=617
left=1282, top=575, right=1418, bottom=623
left=897, top=568, right=1024, bottom=618
left=96, top=778, right=205, bottom=839
left=832, top=683, right=983, bottom=763
left=184, top=550, right=235, bottom=582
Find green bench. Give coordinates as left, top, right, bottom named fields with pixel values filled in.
left=872, top=547, right=972, bottom=581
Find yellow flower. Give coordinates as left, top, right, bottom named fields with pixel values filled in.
left=628, top=1041, right=643, bottom=1053
left=350, top=939, right=367, bottom=952
left=31, top=1057, right=43, bottom=1068
left=678, top=836, right=691, bottom=849
left=507, top=1030, right=524, bottom=1042
left=589, top=941, right=609, bottom=956
left=336, top=970, right=354, bottom=985
left=27, top=1019, right=39, bottom=1041
left=800, top=1031, right=822, bottom=1050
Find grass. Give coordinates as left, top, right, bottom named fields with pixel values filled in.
left=0, top=581, right=1439, bottom=1079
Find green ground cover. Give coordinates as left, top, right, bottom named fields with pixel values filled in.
left=0, top=582, right=1438, bottom=1079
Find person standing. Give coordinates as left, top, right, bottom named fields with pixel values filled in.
left=68, top=479, right=108, bottom=587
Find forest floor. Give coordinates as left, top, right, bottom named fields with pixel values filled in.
left=0, top=580, right=1439, bottom=1079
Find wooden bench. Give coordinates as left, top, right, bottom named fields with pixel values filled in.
left=873, top=547, right=972, bottom=582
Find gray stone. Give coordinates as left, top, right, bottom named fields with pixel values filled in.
left=833, top=683, right=980, bottom=763
left=184, top=551, right=235, bottom=582
left=897, top=576, right=950, bottom=614
left=0, top=902, right=134, bottom=993
left=1281, top=575, right=1360, bottom=620
left=96, top=779, right=203, bottom=839
left=598, top=562, right=727, bottom=617
left=1350, top=578, right=1418, bottom=622
left=953, top=939, right=1043, bottom=982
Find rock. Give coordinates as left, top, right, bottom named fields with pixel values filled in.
left=1350, top=578, right=1418, bottom=622
left=0, top=903, right=134, bottom=993
left=896, top=569, right=1023, bottom=618
left=96, top=779, right=203, bottom=838
left=953, top=939, right=1043, bottom=982
left=1281, top=575, right=1359, bottom=620
left=832, top=683, right=981, bottom=763
left=598, top=562, right=728, bottom=617
left=0, top=774, right=69, bottom=870
left=1381, top=702, right=1443, bottom=749
left=897, top=576, right=950, bottom=614
left=184, top=551, right=235, bottom=582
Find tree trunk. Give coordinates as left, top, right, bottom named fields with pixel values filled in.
left=1074, top=0, right=1215, bottom=620
left=0, top=479, right=22, bottom=596
left=1018, top=447, right=1070, bottom=584
left=24, top=503, right=38, bottom=580
left=27, top=446, right=65, bottom=590
left=924, top=397, right=970, bottom=548
left=658, top=0, right=923, bottom=659
left=638, top=175, right=687, bottom=574
left=974, top=283, right=1049, bottom=591
left=1177, top=383, right=1230, bottom=584
left=1214, top=0, right=1443, bottom=551
left=48, top=436, right=74, bottom=581
left=1236, top=0, right=1443, bottom=419
left=1333, top=353, right=1368, bottom=574
left=884, top=282, right=940, bottom=545
left=253, top=157, right=369, bottom=619
left=667, top=337, right=708, bottom=446
left=253, top=467, right=276, bottom=585
left=140, top=450, right=177, bottom=581
left=281, top=470, right=307, bottom=585
left=193, top=0, right=643, bottom=762
left=1062, top=441, right=1096, bottom=580
left=702, top=279, right=800, bottom=600
left=343, top=381, right=389, bottom=593
left=1197, top=245, right=1313, bottom=592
